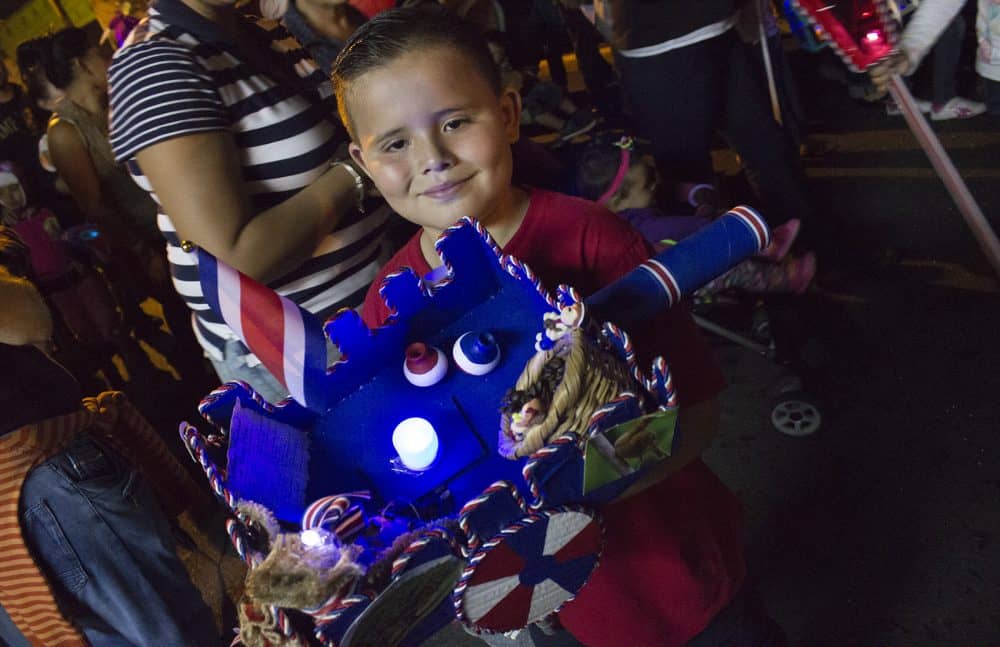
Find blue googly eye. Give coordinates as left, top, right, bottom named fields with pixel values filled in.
left=452, top=331, right=500, bottom=376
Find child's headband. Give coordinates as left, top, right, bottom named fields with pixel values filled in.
left=596, top=136, right=634, bottom=206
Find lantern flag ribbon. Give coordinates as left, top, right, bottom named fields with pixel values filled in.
left=198, top=248, right=330, bottom=412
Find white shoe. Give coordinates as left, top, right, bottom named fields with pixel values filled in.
left=930, top=96, right=987, bottom=120
left=885, top=97, right=932, bottom=116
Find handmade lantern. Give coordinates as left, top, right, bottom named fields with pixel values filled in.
left=181, top=208, right=769, bottom=645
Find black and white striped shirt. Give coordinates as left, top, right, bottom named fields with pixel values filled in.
left=108, top=0, right=388, bottom=362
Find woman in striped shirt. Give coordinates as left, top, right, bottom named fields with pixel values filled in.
left=108, top=0, right=389, bottom=402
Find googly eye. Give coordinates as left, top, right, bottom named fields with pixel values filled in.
left=403, top=342, right=448, bottom=387
left=452, top=331, right=500, bottom=376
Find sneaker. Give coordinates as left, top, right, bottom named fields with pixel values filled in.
left=886, top=97, right=932, bottom=116
left=759, top=219, right=801, bottom=262
left=786, top=252, right=817, bottom=295
left=931, top=96, right=987, bottom=121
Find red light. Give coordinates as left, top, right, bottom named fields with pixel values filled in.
left=865, top=30, right=881, bottom=43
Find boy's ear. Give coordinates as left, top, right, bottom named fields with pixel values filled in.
left=348, top=142, right=371, bottom=177
left=499, top=88, right=522, bottom=143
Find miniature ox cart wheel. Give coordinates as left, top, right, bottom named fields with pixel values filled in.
left=455, top=507, right=603, bottom=633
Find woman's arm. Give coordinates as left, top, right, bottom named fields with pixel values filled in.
left=47, top=120, right=110, bottom=225
left=615, top=396, right=721, bottom=501
left=135, top=131, right=359, bottom=284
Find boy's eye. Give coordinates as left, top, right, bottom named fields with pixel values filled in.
left=382, top=139, right=407, bottom=153
left=443, top=118, right=469, bottom=132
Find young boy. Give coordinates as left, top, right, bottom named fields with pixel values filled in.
left=333, top=9, right=782, bottom=645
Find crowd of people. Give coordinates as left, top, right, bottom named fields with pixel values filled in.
left=0, top=0, right=995, bottom=645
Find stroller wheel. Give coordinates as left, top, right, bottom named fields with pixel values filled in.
left=770, top=392, right=821, bottom=436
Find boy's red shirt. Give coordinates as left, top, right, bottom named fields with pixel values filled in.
left=361, top=189, right=744, bottom=645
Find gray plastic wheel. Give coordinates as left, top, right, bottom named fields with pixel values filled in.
left=770, top=394, right=821, bottom=436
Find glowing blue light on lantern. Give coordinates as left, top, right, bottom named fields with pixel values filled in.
left=392, top=417, right=439, bottom=471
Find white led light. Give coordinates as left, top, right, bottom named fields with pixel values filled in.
left=392, top=417, right=439, bottom=471
left=300, top=528, right=325, bottom=547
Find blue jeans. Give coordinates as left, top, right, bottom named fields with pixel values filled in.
left=0, top=603, right=31, bottom=647
left=17, top=434, right=219, bottom=647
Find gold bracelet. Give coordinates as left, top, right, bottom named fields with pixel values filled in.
left=331, top=160, right=365, bottom=214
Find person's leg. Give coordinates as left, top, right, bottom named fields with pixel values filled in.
left=534, top=0, right=570, bottom=89
left=929, top=14, right=987, bottom=119
left=743, top=33, right=807, bottom=151
left=721, top=31, right=813, bottom=229
left=615, top=37, right=727, bottom=185
left=932, top=14, right=964, bottom=105
left=986, top=78, right=1000, bottom=115
left=504, top=0, right=545, bottom=73
left=559, top=5, right=618, bottom=106
left=20, top=435, right=219, bottom=647
left=697, top=255, right=815, bottom=296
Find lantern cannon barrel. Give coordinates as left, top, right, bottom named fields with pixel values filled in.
left=585, top=206, right=771, bottom=326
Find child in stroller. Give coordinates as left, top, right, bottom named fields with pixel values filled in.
left=574, top=135, right=816, bottom=299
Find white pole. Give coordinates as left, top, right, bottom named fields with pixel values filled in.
left=758, top=0, right=782, bottom=124
left=889, top=74, right=1000, bottom=278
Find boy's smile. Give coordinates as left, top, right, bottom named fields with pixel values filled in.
left=347, top=46, right=526, bottom=249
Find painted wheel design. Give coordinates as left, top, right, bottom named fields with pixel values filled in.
left=455, top=507, right=602, bottom=633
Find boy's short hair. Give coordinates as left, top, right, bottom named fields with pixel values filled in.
left=332, top=7, right=502, bottom=137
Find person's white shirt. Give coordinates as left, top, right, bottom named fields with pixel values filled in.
left=898, top=0, right=968, bottom=71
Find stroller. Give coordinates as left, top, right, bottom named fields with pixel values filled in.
left=692, top=291, right=823, bottom=437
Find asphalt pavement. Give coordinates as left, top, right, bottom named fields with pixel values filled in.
left=702, top=48, right=1000, bottom=645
